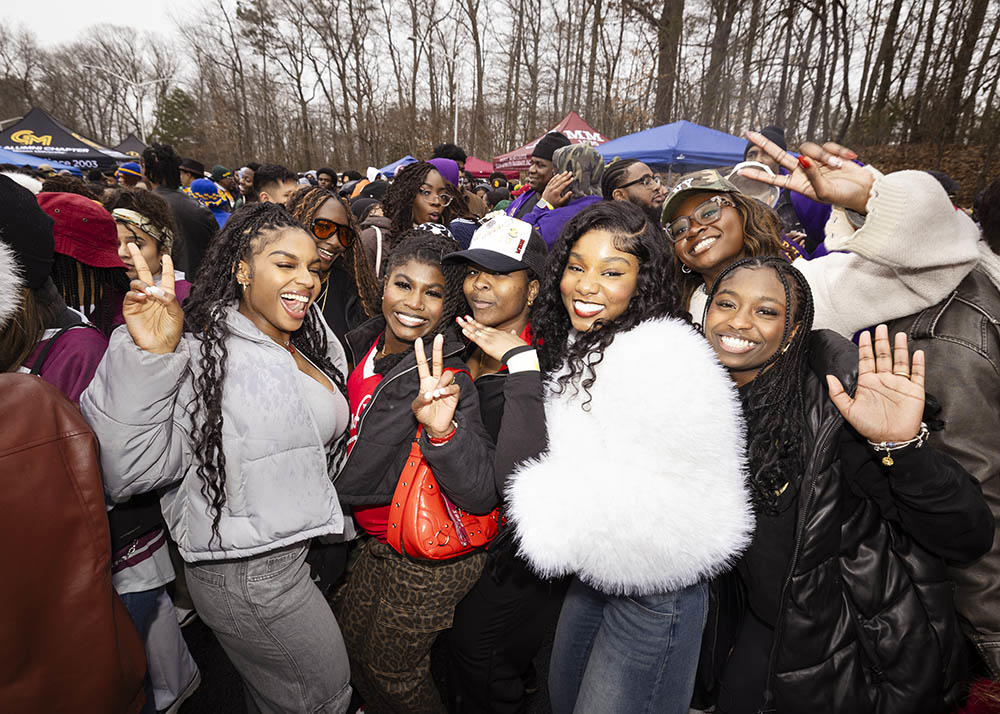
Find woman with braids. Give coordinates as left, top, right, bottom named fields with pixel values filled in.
left=81, top=202, right=354, bottom=713
left=359, top=161, right=470, bottom=276
left=333, top=229, right=498, bottom=713
left=286, top=185, right=381, bottom=348
left=663, top=134, right=984, bottom=336
left=697, top=256, right=993, bottom=714
left=505, top=201, right=753, bottom=714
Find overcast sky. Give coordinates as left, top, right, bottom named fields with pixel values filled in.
left=3, top=0, right=196, bottom=46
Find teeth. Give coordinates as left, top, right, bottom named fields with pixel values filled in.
left=574, top=300, right=604, bottom=316
left=395, top=312, right=428, bottom=327
left=720, top=335, right=757, bottom=351
left=280, top=293, right=309, bottom=303
left=693, top=236, right=717, bottom=255
left=318, top=248, right=334, bottom=260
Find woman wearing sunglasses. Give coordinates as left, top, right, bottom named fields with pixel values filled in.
left=287, top=186, right=382, bottom=350
left=663, top=134, right=984, bottom=338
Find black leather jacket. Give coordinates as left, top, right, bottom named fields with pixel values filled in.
left=887, top=267, right=1000, bottom=678
left=700, top=330, right=994, bottom=713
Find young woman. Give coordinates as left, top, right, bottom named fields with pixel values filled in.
left=505, top=201, right=754, bottom=714
left=286, top=185, right=381, bottom=348
left=81, top=203, right=353, bottom=714
left=104, top=188, right=193, bottom=305
left=698, top=256, right=993, bottom=713
left=333, top=229, right=498, bottom=713
left=662, top=135, right=983, bottom=337
left=437, top=215, right=562, bottom=713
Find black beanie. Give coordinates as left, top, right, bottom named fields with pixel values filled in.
left=532, top=132, right=572, bottom=162
left=0, top=174, right=54, bottom=289
left=745, top=125, right=786, bottom=158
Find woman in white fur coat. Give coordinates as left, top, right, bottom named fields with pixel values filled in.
left=505, top=201, right=754, bottom=714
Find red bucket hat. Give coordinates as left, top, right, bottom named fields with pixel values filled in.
left=36, top=192, right=125, bottom=269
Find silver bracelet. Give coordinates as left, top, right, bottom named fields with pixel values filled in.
left=867, top=422, right=929, bottom=466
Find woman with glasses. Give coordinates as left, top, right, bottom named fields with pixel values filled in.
left=601, top=158, right=668, bottom=223
left=662, top=134, right=985, bottom=338
left=287, top=186, right=382, bottom=350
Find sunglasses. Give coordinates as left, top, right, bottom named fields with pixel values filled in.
left=310, top=218, right=354, bottom=246
left=666, top=196, right=735, bottom=244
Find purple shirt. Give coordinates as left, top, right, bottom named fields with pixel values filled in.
left=521, top=195, right=604, bottom=247
left=22, top=326, right=109, bottom=404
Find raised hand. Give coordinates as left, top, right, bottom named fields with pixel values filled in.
left=411, top=334, right=461, bottom=438
left=738, top=131, right=875, bottom=214
left=122, top=243, right=184, bottom=354
left=826, top=325, right=925, bottom=444
left=456, top=315, right=529, bottom=362
left=542, top=171, right=574, bottom=208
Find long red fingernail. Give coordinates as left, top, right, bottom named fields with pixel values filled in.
left=798, top=155, right=812, bottom=169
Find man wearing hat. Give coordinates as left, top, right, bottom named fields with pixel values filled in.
left=116, top=162, right=143, bottom=188
left=178, top=158, right=205, bottom=189
left=211, top=165, right=241, bottom=209
left=189, top=178, right=232, bottom=228
left=504, top=131, right=572, bottom=220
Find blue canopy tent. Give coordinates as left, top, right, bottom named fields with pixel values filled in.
left=379, top=155, right=417, bottom=177
left=0, top=146, right=82, bottom=176
left=597, top=120, right=747, bottom=175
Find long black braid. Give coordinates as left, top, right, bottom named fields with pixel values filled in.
left=705, top=256, right=814, bottom=515
left=384, top=161, right=469, bottom=239
left=182, top=202, right=349, bottom=545
left=530, top=201, right=684, bottom=408
left=373, top=229, right=469, bottom=376
left=51, top=254, right=131, bottom=336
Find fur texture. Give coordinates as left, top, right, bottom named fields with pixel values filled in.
left=506, top=317, right=753, bottom=596
left=0, top=240, right=24, bottom=330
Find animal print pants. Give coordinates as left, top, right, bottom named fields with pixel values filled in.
left=335, top=538, right=486, bottom=714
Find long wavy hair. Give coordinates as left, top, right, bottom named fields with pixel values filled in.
left=531, top=201, right=683, bottom=408
left=384, top=161, right=469, bottom=239
left=285, top=185, right=381, bottom=317
left=372, top=229, right=469, bottom=376
left=182, top=202, right=349, bottom=544
left=705, top=255, right=814, bottom=514
left=672, top=191, right=787, bottom=307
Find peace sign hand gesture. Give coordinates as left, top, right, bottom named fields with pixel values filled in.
left=738, top=131, right=875, bottom=215
left=411, top=334, right=461, bottom=438
left=122, top=243, right=184, bottom=355
left=826, top=325, right=925, bottom=444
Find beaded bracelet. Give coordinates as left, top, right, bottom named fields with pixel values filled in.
left=867, top=422, right=929, bottom=466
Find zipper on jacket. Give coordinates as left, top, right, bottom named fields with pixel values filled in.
left=760, top=415, right=842, bottom=711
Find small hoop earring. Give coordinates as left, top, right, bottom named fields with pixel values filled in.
left=681, top=264, right=692, bottom=274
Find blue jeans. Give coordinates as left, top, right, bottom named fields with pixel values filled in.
left=121, top=587, right=163, bottom=714
left=549, top=577, right=708, bottom=714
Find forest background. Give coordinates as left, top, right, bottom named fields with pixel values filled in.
left=1, top=0, right=998, bottom=203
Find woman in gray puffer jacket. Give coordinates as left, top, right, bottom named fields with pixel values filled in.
left=82, top=204, right=353, bottom=714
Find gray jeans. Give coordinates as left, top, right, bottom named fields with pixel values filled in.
left=186, top=542, right=351, bottom=713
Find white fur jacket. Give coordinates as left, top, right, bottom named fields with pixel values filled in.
left=506, top=317, right=754, bottom=596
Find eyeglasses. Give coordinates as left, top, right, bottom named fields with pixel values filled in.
left=618, top=173, right=663, bottom=191
left=310, top=218, right=354, bottom=246
left=418, top=187, right=454, bottom=207
left=666, top=196, right=735, bottom=243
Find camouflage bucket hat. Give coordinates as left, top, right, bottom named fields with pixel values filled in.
left=661, top=169, right=741, bottom=225
left=553, top=143, right=605, bottom=196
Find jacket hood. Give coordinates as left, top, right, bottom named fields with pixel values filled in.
left=0, top=240, right=24, bottom=330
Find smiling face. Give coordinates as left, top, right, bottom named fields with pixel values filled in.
left=559, top=229, right=640, bottom=332
left=236, top=227, right=322, bottom=342
left=671, top=191, right=746, bottom=286
left=381, top=259, right=447, bottom=353
left=116, top=223, right=163, bottom=280
left=311, top=197, right=351, bottom=272
left=412, top=169, right=449, bottom=225
left=463, top=264, right=538, bottom=333
left=704, top=265, right=795, bottom=387
left=527, top=156, right=555, bottom=193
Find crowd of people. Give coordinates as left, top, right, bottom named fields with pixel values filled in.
left=2, top=126, right=999, bottom=714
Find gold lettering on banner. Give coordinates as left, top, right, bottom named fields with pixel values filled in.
left=11, top=130, right=52, bottom=146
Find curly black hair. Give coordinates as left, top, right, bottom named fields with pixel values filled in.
left=40, top=175, right=100, bottom=199
left=101, top=188, right=178, bottom=247
left=705, top=255, right=814, bottom=515
left=182, top=201, right=349, bottom=545
left=142, top=143, right=181, bottom=189
left=372, top=228, right=468, bottom=375
left=285, top=185, right=381, bottom=318
left=531, top=201, right=683, bottom=407
left=384, top=161, right=469, bottom=240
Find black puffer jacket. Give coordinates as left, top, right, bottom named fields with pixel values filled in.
left=334, top=317, right=498, bottom=515
left=702, top=330, right=994, bottom=713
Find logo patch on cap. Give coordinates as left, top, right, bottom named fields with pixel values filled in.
left=469, top=215, right=533, bottom=263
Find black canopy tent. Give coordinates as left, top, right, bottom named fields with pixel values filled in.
left=0, top=107, right=130, bottom=172
left=114, top=133, right=147, bottom=159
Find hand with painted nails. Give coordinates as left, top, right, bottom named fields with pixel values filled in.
left=738, top=131, right=875, bottom=214
left=122, top=242, right=184, bottom=354
left=457, top=315, right=529, bottom=362
left=411, top=333, right=461, bottom=438
left=541, top=171, right=574, bottom=208
left=826, top=324, right=925, bottom=443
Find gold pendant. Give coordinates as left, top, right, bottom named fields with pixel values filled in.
left=882, top=455, right=894, bottom=467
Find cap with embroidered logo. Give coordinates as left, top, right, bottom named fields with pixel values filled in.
left=443, top=213, right=547, bottom=277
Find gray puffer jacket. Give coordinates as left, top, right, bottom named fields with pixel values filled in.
left=81, top=306, right=349, bottom=562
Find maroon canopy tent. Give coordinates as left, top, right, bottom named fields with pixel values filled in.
left=493, top=112, right=609, bottom=178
